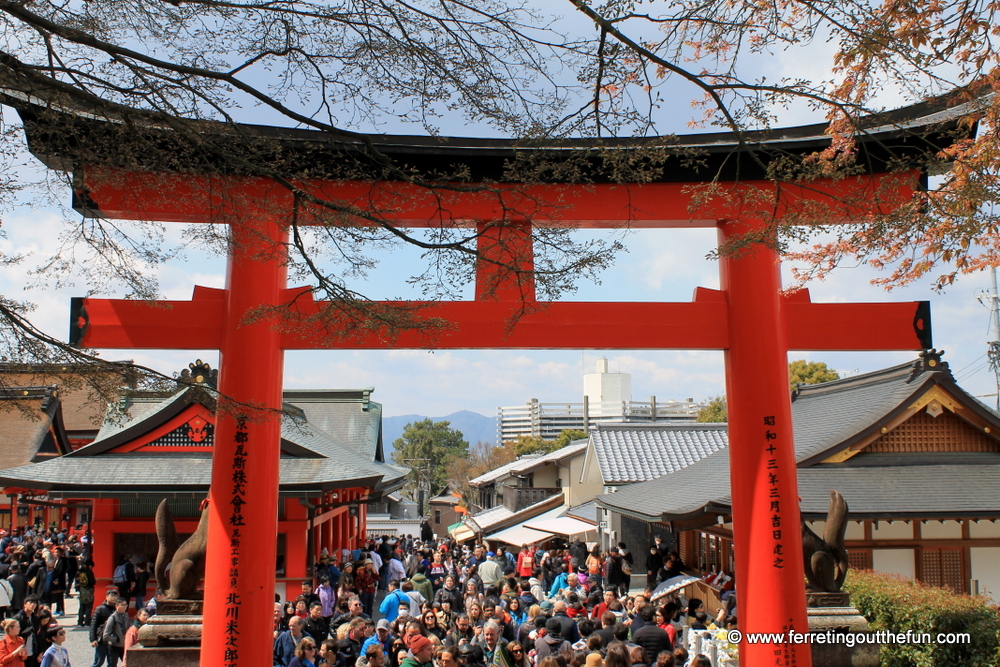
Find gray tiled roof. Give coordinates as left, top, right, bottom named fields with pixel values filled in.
left=591, top=423, right=728, bottom=484
left=509, top=441, right=587, bottom=475
left=599, top=449, right=1000, bottom=521
left=598, top=448, right=732, bottom=521
left=467, top=505, right=514, bottom=531
left=0, top=385, right=406, bottom=494
left=565, top=500, right=598, bottom=524
left=89, top=391, right=190, bottom=445
left=469, top=455, right=541, bottom=485
left=798, top=458, right=1000, bottom=518
left=597, top=360, right=1000, bottom=522
left=790, top=362, right=925, bottom=463
left=283, top=389, right=382, bottom=460
left=0, top=453, right=399, bottom=494
left=469, top=494, right=565, bottom=532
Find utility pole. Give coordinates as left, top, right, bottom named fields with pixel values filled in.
left=979, top=267, right=1000, bottom=410
left=401, top=458, right=431, bottom=518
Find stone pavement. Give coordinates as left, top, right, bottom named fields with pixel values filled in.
left=51, top=593, right=113, bottom=666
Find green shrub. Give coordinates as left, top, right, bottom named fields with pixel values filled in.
left=843, top=569, right=1000, bottom=666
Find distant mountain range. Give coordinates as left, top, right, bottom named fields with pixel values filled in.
left=382, top=410, right=495, bottom=459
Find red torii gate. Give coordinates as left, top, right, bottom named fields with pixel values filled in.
left=63, top=164, right=934, bottom=667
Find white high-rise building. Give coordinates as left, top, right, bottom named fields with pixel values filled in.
left=497, top=358, right=708, bottom=443
left=584, top=358, right=631, bottom=414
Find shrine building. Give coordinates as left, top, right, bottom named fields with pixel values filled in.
left=0, top=364, right=405, bottom=598
left=596, top=351, right=1000, bottom=605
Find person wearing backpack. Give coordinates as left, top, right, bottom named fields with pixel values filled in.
left=76, top=559, right=96, bottom=627
left=90, top=588, right=119, bottom=667
left=617, top=543, right=634, bottom=595
left=111, top=558, right=133, bottom=609
left=0, top=575, right=13, bottom=620
left=101, top=598, right=129, bottom=667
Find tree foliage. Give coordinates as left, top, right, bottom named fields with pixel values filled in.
left=696, top=395, right=728, bottom=423
left=450, top=439, right=518, bottom=509
left=391, top=419, right=469, bottom=496
left=696, top=361, right=841, bottom=421
left=788, top=360, right=840, bottom=389
left=512, top=429, right=588, bottom=456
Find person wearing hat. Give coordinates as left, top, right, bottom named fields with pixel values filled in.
left=533, top=617, right=570, bottom=664
left=354, top=559, right=379, bottom=617
left=378, top=580, right=411, bottom=623
left=585, top=653, right=603, bottom=667
left=477, top=554, right=503, bottom=590
left=360, top=618, right=393, bottom=659
left=399, top=634, right=434, bottom=667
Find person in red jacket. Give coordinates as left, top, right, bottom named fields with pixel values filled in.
left=515, top=546, right=535, bottom=580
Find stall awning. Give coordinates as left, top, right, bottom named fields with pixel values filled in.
left=487, top=524, right=553, bottom=546
left=449, top=522, right=477, bottom=542
left=525, top=516, right=597, bottom=536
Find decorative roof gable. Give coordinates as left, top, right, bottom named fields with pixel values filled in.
left=0, top=386, right=73, bottom=469
left=596, top=352, right=1000, bottom=525
left=795, top=351, right=1000, bottom=466
left=73, top=387, right=322, bottom=458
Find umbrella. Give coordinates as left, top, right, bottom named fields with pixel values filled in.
left=650, top=575, right=700, bottom=602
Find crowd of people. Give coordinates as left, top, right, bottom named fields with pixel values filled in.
left=273, top=536, right=737, bottom=667
left=0, top=523, right=739, bottom=667
left=0, top=524, right=151, bottom=667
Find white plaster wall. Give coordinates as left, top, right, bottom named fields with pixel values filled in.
left=970, top=521, right=1000, bottom=539
left=920, top=520, right=963, bottom=539
left=970, top=548, right=1000, bottom=604
left=532, top=466, right=558, bottom=488
left=845, top=521, right=864, bottom=540
left=871, top=521, right=913, bottom=540
left=569, top=450, right=603, bottom=507
left=872, top=549, right=916, bottom=579
left=810, top=520, right=863, bottom=539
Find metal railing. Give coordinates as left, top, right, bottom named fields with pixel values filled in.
left=499, top=485, right=561, bottom=512
left=497, top=397, right=709, bottom=443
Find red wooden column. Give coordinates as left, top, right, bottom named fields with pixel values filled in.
left=201, top=216, right=288, bottom=667
left=720, top=219, right=810, bottom=667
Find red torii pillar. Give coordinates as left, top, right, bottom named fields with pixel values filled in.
left=70, top=166, right=932, bottom=667
left=721, top=218, right=806, bottom=665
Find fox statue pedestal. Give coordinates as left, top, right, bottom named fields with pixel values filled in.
left=802, top=492, right=880, bottom=667
left=807, top=593, right=880, bottom=667
left=126, top=600, right=202, bottom=667
left=129, top=497, right=210, bottom=666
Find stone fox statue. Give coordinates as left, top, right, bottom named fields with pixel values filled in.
left=155, top=498, right=209, bottom=599
left=802, top=490, right=849, bottom=593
